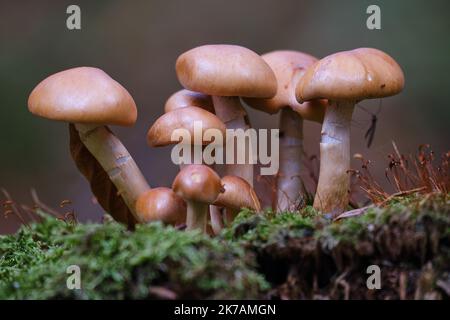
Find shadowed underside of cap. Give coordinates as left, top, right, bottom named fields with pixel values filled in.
left=28, top=67, right=137, bottom=126
left=244, top=50, right=325, bottom=122
left=176, top=44, right=277, bottom=98
left=147, top=106, right=226, bottom=147
left=296, top=48, right=405, bottom=102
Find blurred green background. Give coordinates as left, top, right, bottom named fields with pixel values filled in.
left=1, top=0, right=449, bottom=233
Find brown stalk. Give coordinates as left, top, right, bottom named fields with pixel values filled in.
left=1, top=189, right=29, bottom=227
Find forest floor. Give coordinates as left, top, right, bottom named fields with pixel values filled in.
left=1, top=192, right=448, bottom=300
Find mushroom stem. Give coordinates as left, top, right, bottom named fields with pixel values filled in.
left=178, top=146, right=222, bottom=233
left=276, top=107, right=305, bottom=212
left=75, top=124, right=150, bottom=222
left=210, top=206, right=224, bottom=234
left=212, top=96, right=254, bottom=186
left=186, top=201, right=208, bottom=232
left=224, top=208, right=239, bottom=226
left=178, top=144, right=196, bottom=170
left=313, top=101, right=355, bottom=216
left=179, top=145, right=209, bottom=169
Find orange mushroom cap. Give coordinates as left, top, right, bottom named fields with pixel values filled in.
left=164, top=89, right=214, bottom=114
left=213, top=175, right=261, bottom=211
left=136, top=187, right=186, bottom=225
left=28, top=67, right=137, bottom=126
left=147, top=106, right=226, bottom=147
left=172, top=165, right=223, bottom=204
left=296, top=48, right=405, bottom=103
left=176, top=44, right=277, bottom=98
left=244, top=50, right=325, bottom=123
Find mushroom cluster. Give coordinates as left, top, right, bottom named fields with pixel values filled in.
left=28, top=45, right=404, bottom=234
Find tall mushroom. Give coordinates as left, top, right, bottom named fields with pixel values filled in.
left=176, top=45, right=277, bottom=186
left=135, top=187, right=186, bottom=226
left=244, top=51, right=326, bottom=212
left=213, top=175, right=261, bottom=227
left=28, top=67, right=150, bottom=222
left=164, top=89, right=214, bottom=114
left=296, top=48, right=404, bottom=216
left=172, top=164, right=223, bottom=233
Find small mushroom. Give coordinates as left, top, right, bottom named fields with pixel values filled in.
left=147, top=106, right=226, bottom=168
left=164, top=89, right=214, bottom=114
left=176, top=45, right=277, bottom=186
left=213, top=175, right=261, bottom=227
left=172, top=164, right=223, bottom=233
left=296, top=48, right=404, bottom=216
left=244, top=51, right=326, bottom=212
left=135, top=187, right=186, bottom=226
left=163, top=94, right=222, bottom=233
left=28, top=67, right=150, bottom=222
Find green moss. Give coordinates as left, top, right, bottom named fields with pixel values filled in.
left=227, top=194, right=449, bottom=251
left=222, top=208, right=317, bottom=246
left=224, top=194, right=449, bottom=299
left=0, top=214, right=268, bottom=300
left=1, top=194, right=448, bottom=300
left=321, top=201, right=448, bottom=247
left=0, top=212, right=72, bottom=286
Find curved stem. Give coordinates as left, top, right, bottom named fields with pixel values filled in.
left=224, top=208, right=239, bottom=226
left=313, top=101, right=355, bottom=217
left=276, top=107, right=304, bottom=212
left=209, top=205, right=224, bottom=235
left=212, top=96, right=254, bottom=187
left=186, top=201, right=208, bottom=233
left=75, top=124, right=150, bottom=223
left=177, top=146, right=220, bottom=234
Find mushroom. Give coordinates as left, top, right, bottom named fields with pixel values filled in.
left=176, top=44, right=277, bottom=186
left=163, top=93, right=223, bottom=232
left=147, top=106, right=226, bottom=168
left=135, top=187, right=186, bottom=226
left=244, top=51, right=326, bottom=212
left=164, top=89, right=214, bottom=114
left=213, top=175, right=261, bottom=227
left=28, top=67, right=150, bottom=222
left=172, top=164, right=223, bottom=233
left=149, top=105, right=225, bottom=231
left=296, top=48, right=404, bottom=216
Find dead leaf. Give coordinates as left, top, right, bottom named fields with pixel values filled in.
left=333, top=206, right=372, bottom=221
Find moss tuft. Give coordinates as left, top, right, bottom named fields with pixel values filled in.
left=0, top=214, right=268, bottom=299
left=1, top=194, right=448, bottom=299
left=224, top=194, right=450, bottom=299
